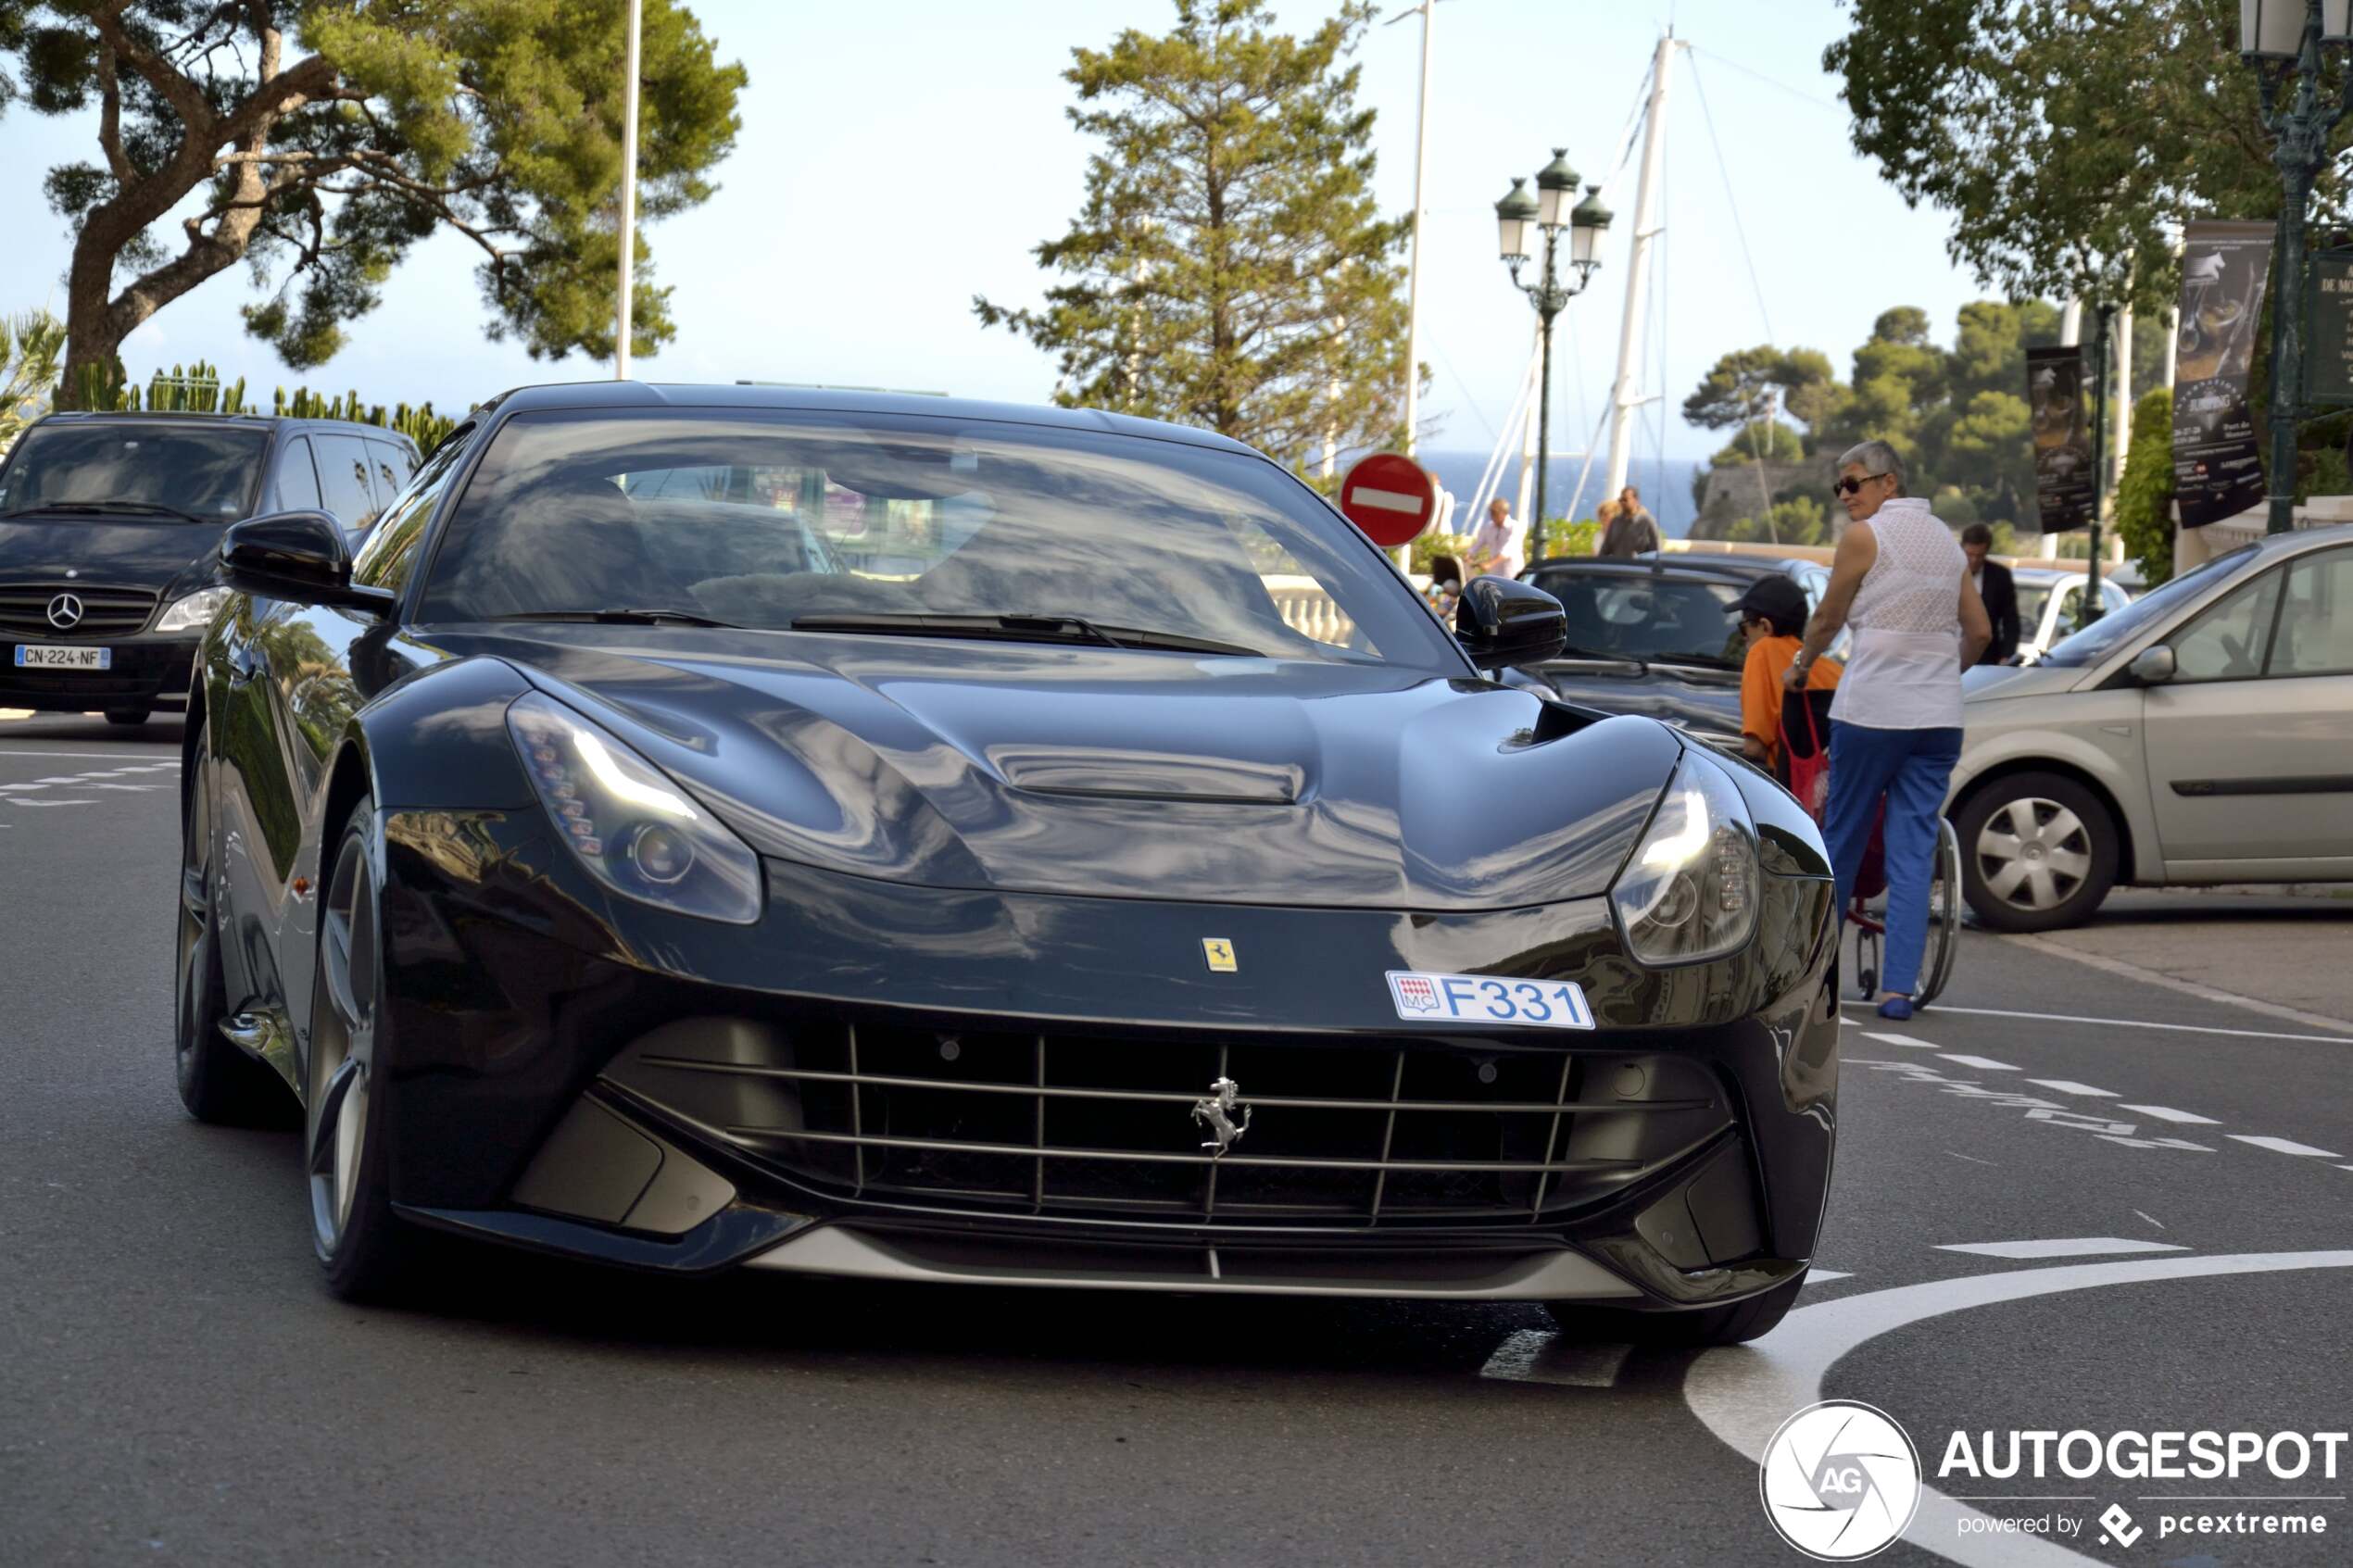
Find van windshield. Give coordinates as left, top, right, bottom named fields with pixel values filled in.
left=0, top=422, right=266, bottom=521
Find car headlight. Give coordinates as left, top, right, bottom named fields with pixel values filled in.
left=506, top=691, right=763, bottom=924
left=154, top=587, right=231, bottom=633
left=1610, top=748, right=1759, bottom=965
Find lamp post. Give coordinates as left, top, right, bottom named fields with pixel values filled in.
left=1495, top=150, right=1610, bottom=564
left=2241, top=0, right=2353, bottom=534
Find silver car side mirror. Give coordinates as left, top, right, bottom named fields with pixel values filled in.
left=2129, top=644, right=2176, bottom=685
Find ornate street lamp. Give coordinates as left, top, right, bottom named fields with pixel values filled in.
left=2241, top=0, right=2353, bottom=534
left=1495, top=152, right=1610, bottom=563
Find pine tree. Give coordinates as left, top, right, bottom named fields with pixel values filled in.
left=974, top=0, right=1417, bottom=475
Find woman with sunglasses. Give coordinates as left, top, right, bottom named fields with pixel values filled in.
left=1782, top=439, right=1993, bottom=1020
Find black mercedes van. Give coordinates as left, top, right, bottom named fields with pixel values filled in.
left=0, top=412, right=420, bottom=725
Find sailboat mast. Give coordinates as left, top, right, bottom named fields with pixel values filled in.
left=1606, top=33, right=1677, bottom=496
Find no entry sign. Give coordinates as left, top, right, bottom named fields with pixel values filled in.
left=1337, top=453, right=1438, bottom=547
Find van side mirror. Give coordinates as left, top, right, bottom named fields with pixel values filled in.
left=219, top=509, right=395, bottom=615
left=2128, top=644, right=2176, bottom=685
left=1455, top=574, right=1567, bottom=670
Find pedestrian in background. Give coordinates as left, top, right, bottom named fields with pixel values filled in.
left=1592, top=497, right=1622, bottom=554
left=1960, top=522, right=2020, bottom=664
left=1597, top=492, right=1659, bottom=557
left=1466, top=495, right=1525, bottom=580
left=1784, top=439, right=1992, bottom=1021
left=1727, top=575, right=1840, bottom=774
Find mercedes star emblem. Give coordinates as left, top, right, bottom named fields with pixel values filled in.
left=45, top=593, right=85, bottom=631
left=1190, top=1076, right=1251, bottom=1156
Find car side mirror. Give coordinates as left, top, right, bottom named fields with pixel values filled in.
left=219, top=509, right=395, bottom=615
left=2128, top=644, right=2176, bottom=685
left=1455, top=574, right=1567, bottom=671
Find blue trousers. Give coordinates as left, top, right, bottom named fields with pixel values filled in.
left=1826, top=721, right=1962, bottom=997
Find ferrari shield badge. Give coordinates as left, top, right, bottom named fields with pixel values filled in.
left=1202, top=937, right=1238, bottom=972
left=1191, top=1076, right=1251, bottom=1155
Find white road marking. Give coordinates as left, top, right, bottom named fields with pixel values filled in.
left=2227, top=1134, right=2345, bottom=1159
left=1998, top=931, right=2353, bottom=1040
left=12, top=798, right=95, bottom=808
left=1945, top=1151, right=1997, bottom=1166
left=1803, top=1269, right=1851, bottom=1286
left=1844, top=999, right=2353, bottom=1047
left=0, top=749, right=180, bottom=762
left=1861, top=1030, right=1941, bottom=1049
left=1936, top=1237, right=2187, bottom=1260
left=1937, top=1054, right=2018, bottom=1071
left=1684, top=1251, right=2353, bottom=1568
left=2133, top=1210, right=2164, bottom=1229
left=2024, top=1079, right=2118, bottom=1098
left=1477, top=1331, right=1631, bottom=1387
left=2119, top=1104, right=2221, bottom=1124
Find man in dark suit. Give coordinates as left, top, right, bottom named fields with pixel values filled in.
left=1959, top=522, right=2020, bottom=663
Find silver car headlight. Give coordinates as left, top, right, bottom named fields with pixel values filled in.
left=1610, top=748, right=1759, bottom=965
left=506, top=691, right=763, bottom=924
left=155, top=587, right=232, bottom=633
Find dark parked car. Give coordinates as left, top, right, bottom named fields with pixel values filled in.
left=175, top=381, right=1839, bottom=1346
left=1513, top=557, right=1754, bottom=750
left=0, top=412, right=418, bottom=724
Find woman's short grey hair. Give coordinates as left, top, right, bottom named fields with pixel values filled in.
left=1838, top=439, right=1906, bottom=494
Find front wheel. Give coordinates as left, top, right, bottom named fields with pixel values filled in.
left=307, top=794, right=414, bottom=1300
left=1955, top=771, right=2118, bottom=933
left=174, top=724, right=291, bottom=1125
left=1545, top=1273, right=1804, bottom=1347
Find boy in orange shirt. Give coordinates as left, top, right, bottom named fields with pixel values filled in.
left=1727, top=576, right=1840, bottom=772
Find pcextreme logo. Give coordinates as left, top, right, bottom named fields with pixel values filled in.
left=1759, top=1400, right=1924, bottom=1561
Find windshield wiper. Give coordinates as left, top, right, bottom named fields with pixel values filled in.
left=2, top=499, right=211, bottom=524
left=494, top=608, right=743, bottom=628
left=791, top=612, right=1264, bottom=658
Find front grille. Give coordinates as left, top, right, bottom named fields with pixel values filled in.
left=0, top=583, right=157, bottom=638
left=604, top=1018, right=1732, bottom=1231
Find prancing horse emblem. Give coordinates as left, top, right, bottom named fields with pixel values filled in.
left=1191, top=1076, right=1251, bottom=1156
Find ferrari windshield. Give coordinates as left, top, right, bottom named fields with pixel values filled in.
left=421, top=408, right=1462, bottom=671
left=0, top=420, right=265, bottom=521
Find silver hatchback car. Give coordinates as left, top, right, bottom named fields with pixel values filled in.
left=1949, top=525, right=2353, bottom=930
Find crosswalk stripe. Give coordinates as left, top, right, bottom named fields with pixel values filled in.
left=2227, top=1135, right=2344, bottom=1159
left=2025, top=1079, right=2119, bottom=1098
left=1937, top=1238, right=2188, bottom=1260
left=1937, top=1054, right=2019, bottom=1071
left=1861, top=1031, right=1940, bottom=1049
left=2119, top=1104, right=2221, bottom=1125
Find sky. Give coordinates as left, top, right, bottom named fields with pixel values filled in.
left=0, top=0, right=1990, bottom=472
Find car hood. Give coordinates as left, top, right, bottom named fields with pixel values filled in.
left=442, top=626, right=1683, bottom=911
left=1963, top=661, right=2088, bottom=704
left=0, top=512, right=228, bottom=597
left=1521, top=659, right=1743, bottom=739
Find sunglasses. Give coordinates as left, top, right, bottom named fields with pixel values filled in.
left=1833, top=472, right=1889, bottom=497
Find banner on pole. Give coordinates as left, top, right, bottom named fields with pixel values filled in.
left=2025, top=345, right=2095, bottom=533
left=2171, top=220, right=2275, bottom=528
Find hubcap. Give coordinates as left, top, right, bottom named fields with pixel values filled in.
left=1975, top=797, right=2094, bottom=911
left=308, top=830, right=376, bottom=1255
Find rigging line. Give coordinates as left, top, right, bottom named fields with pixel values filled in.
left=1687, top=55, right=1778, bottom=346
left=1685, top=44, right=1840, bottom=110
left=1433, top=344, right=1500, bottom=446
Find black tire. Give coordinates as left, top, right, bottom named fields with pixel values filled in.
left=307, top=793, right=415, bottom=1301
left=1954, top=771, right=2118, bottom=933
left=1545, top=1273, right=1805, bottom=1348
left=174, top=724, right=293, bottom=1125
left=106, top=708, right=150, bottom=726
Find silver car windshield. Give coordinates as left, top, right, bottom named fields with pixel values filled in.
left=2039, top=546, right=2258, bottom=667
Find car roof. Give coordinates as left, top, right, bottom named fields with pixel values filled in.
left=31, top=411, right=418, bottom=449
left=1527, top=554, right=1784, bottom=583
left=480, top=379, right=1265, bottom=458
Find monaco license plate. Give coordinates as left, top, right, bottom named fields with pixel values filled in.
left=1385, top=970, right=1595, bottom=1030
left=14, top=644, right=111, bottom=671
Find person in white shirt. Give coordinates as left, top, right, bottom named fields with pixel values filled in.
left=1466, top=496, right=1524, bottom=580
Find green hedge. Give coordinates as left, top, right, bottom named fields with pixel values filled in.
left=63, top=359, right=462, bottom=450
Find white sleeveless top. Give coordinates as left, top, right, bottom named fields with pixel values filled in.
left=1829, top=497, right=1966, bottom=731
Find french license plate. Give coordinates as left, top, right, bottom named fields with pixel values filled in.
left=1385, top=970, right=1595, bottom=1030
left=14, top=645, right=111, bottom=671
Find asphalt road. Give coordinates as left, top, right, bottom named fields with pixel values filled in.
left=4, top=712, right=2348, bottom=1568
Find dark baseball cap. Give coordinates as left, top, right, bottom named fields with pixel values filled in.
left=1725, top=575, right=1810, bottom=625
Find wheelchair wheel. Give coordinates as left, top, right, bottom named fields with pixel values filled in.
left=1854, top=922, right=1881, bottom=1001
left=1918, top=819, right=1963, bottom=1007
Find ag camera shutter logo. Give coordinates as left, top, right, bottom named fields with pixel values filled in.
left=1759, top=1400, right=1923, bottom=1561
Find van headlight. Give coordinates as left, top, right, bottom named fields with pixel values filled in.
left=506, top=691, right=763, bottom=924
left=1610, top=749, right=1758, bottom=965
left=155, top=587, right=231, bottom=633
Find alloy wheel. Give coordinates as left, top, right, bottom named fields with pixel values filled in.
left=1972, top=796, right=2093, bottom=913
left=175, top=763, right=215, bottom=1073
left=308, top=828, right=377, bottom=1256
